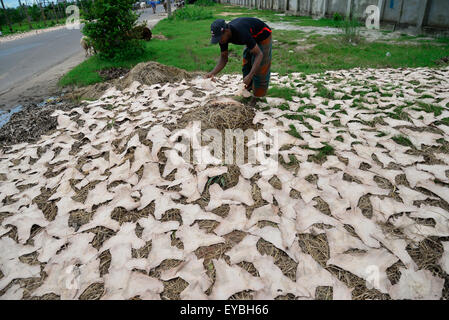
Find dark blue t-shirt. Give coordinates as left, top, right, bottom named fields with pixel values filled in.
left=219, top=17, right=272, bottom=52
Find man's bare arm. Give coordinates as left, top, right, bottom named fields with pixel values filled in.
left=244, top=45, right=263, bottom=83
left=206, top=51, right=229, bottom=78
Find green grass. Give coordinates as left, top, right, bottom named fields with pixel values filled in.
left=60, top=4, right=449, bottom=87
left=168, top=5, right=213, bottom=21
left=283, top=114, right=303, bottom=121
left=415, top=102, right=444, bottom=116
left=286, top=124, right=303, bottom=140
left=211, top=4, right=359, bottom=29
left=436, top=37, right=449, bottom=45
left=392, top=135, right=414, bottom=148
left=310, top=143, right=335, bottom=162
left=0, top=19, right=65, bottom=35
left=267, top=86, right=297, bottom=101
left=297, top=104, right=315, bottom=112
left=437, top=117, right=449, bottom=126
left=303, top=114, right=321, bottom=122
left=386, top=105, right=411, bottom=121
left=60, top=16, right=232, bottom=86
left=314, top=82, right=335, bottom=99
left=275, top=103, right=290, bottom=111
left=293, top=17, right=356, bottom=28
left=331, top=119, right=343, bottom=127
left=195, top=0, right=217, bottom=6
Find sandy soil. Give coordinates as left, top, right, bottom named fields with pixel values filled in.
left=217, top=12, right=246, bottom=16
left=262, top=20, right=441, bottom=43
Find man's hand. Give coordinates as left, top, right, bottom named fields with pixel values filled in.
left=243, top=74, right=253, bottom=89
left=204, top=72, right=215, bottom=79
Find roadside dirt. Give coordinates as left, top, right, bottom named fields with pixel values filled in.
left=0, top=51, right=85, bottom=112
left=97, top=68, right=130, bottom=81
left=0, top=25, right=67, bottom=44
left=0, top=98, right=77, bottom=148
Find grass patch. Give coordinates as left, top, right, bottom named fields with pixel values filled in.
left=283, top=114, right=303, bottom=121
left=415, top=102, right=443, bottom=116
left=60, top=15, right=235, bottom=87
left=195, top=0, right=217, bottom=6
left=168, top=5, right=213, bottom=21
left=316, top=144, right=335, bottom=159
left=286, top=124, right=303, bottom=140
left=0, top=18, right=65, bottom=35
left=314, top=82, right=335, bottom=99
left=306, top=143, right=335, bottom=163
left=331, top=119, right=343, bottom=127
left=437, top=117, right=449, bottom=126
left=340, top=17, right=362, bottom=43
left=392, top=135, right=414, bottom=148
left=386, top=105, right=411, bottom=121
left=275, top=103, right=290, bottom=111
left=303, top=114, right=321, bottom=123
left=267, top=86, right=297, bottom=101
left=297, top=105, right=315, bottom=112
left=60, top=4, right=449, bottom=87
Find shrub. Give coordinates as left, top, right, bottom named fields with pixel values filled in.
left=333, top=13, right=342, bottom=21
left=340, top=16, right=362, bottom=44
left=82, top=0, right=143, bottom=60
left=168, top=5, right=213, bottom=21
left=128, top=23, right=153, bottom=41
left=194, top=0, right=216, bottom=6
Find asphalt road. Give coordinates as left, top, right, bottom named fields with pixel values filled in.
left=0, top=27, right=84, bottom=97
left=0, top=6, right=169, bottom=111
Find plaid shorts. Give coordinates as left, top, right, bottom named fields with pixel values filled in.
left=242, top=35, right=272, bottom=97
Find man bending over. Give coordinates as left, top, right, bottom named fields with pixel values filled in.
left=206, top=18, right=272, bottom=104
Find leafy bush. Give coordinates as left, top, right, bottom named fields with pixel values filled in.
left=168, top=5, right=213, bottom=21
left=333, top=13, right=342, bottom=21
left=194, top=0, right=216, bottom=6
left=340, top=17, right=362, bottom=44
left=82, top=0, right=143, bottom=60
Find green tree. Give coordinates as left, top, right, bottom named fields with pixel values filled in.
left=0, top=0, right=13, bottom=32
left=29, top=4, right=41, bottom=22
left=82, top=0, right=143, bottom=60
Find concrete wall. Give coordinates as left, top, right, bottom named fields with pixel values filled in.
left=311, top=0, right=324, bottom=16
left=352, top=0, right=379, bottom=18
left=327, top=0, right=347, bottom=16
left=382, top=0, right=402, bottom=22
left=398, top=0, right=420, bottom=25
left=427, top=0, right=449, bottom=28
left=219, top=0, right=449, bottom=31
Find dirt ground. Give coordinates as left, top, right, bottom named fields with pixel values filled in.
left=0, top=98, right=77, bottom=147
left=266, top=20, right=437, bottom=43
left=0, top=51, right=85, bottom=113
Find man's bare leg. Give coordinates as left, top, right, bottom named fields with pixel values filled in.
left=248, top=96, right=259, bottom=107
